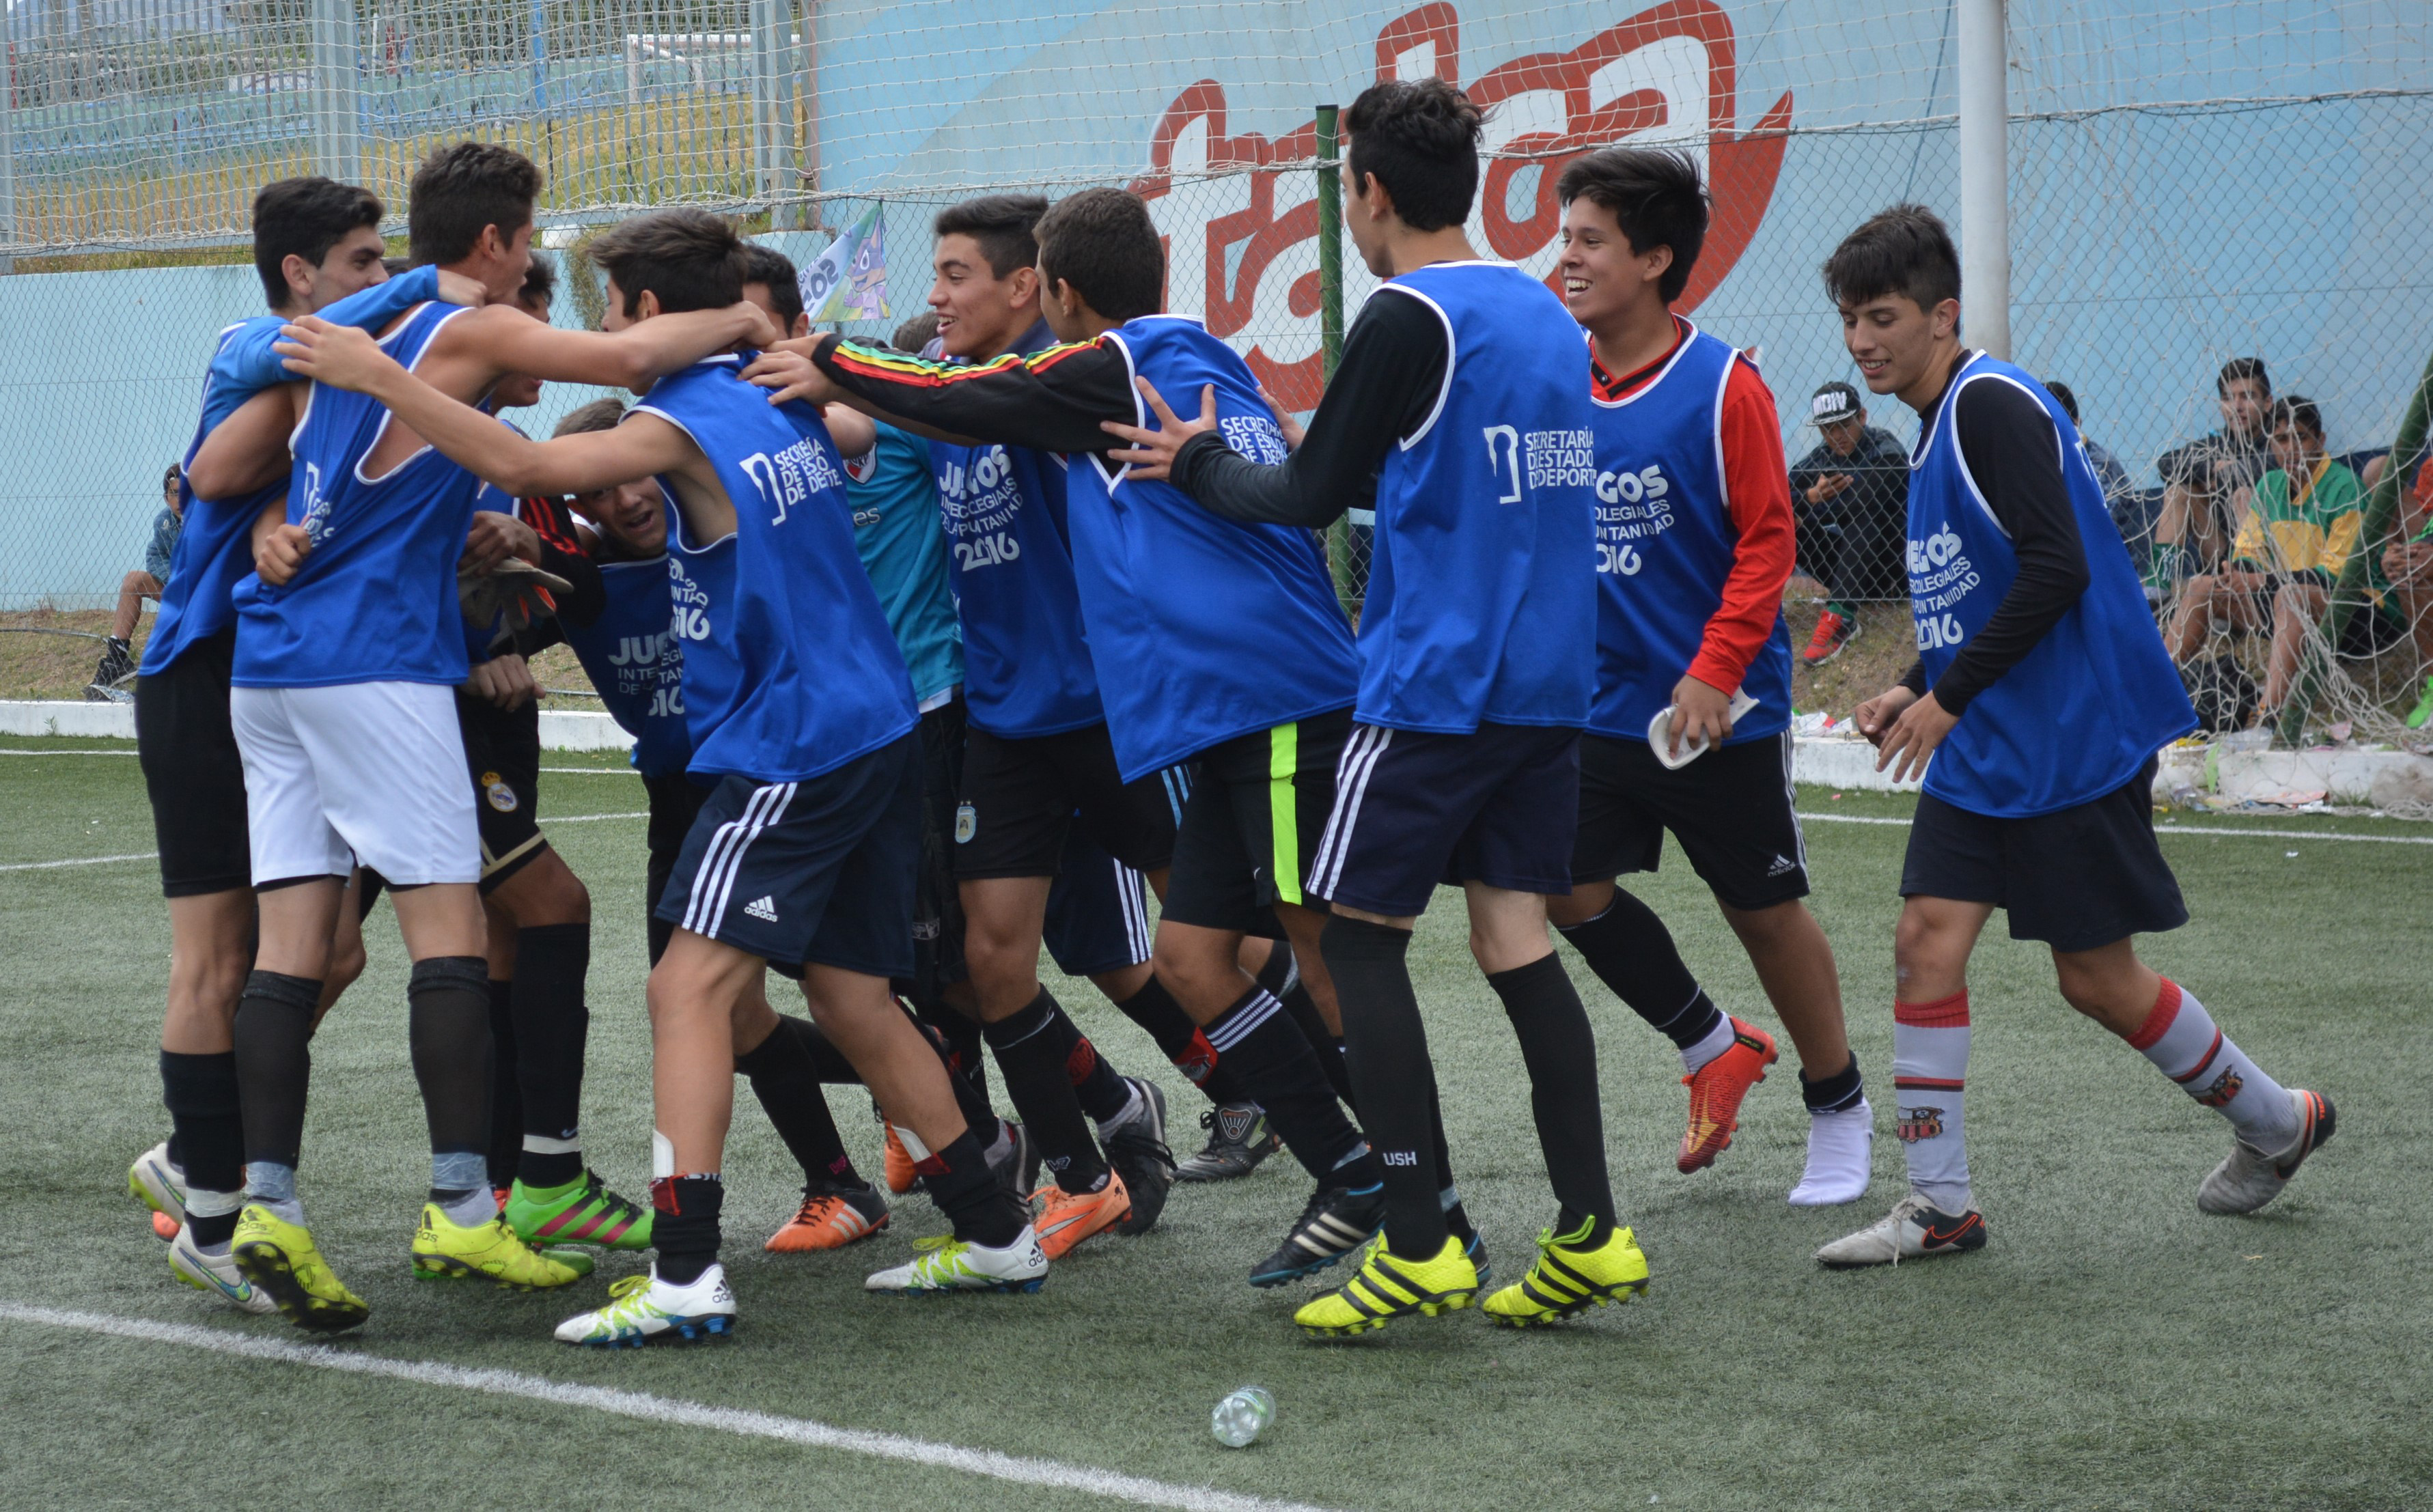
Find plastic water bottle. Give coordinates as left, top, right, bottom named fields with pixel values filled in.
left=1210, top=1386, right=1275, bottom=1448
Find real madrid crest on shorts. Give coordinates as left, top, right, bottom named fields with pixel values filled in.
left=482, top=771, right=518, bottom=813
left=954, top=802, right=976, bottom=844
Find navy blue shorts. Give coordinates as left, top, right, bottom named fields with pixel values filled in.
left=1306, top=722, right=1581, bottom=919
left=655, top=734, right=921, bottom=981
left=1042, top=828, right=1154, bottom=977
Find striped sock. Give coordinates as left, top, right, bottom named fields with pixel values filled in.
left=1892, top=992, right=1971, bottom=1212
left=2124, top=978, right=2301, bottom=1150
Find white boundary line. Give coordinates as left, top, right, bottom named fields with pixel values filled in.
left=0, top=1302, right=1337, bottom=1512
left=0, top=815, right=646, bottom=875
left=0, top=748, right=137, bottom=755
left=1796, top=812, right=2433, bottom=845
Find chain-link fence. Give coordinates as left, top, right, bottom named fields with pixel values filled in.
left=2, top=1, right=2428, bottom=741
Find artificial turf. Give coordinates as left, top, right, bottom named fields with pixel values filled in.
left=2, top=734, right=2426, bottom=1511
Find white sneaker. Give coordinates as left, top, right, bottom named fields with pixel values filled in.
left=1788, top=1099, right=1874, bottom=1207
left=1814, top=1193, right=1986, bottom=1268
left=2198, top=1089, right=2335, bottom=1215
left=553, top=1263, right=736, bottom=1347
left=167, top=1226, right=277, bottom=1314
left=128, top=1140, right=186, bottom=1227
left=865, top=1225, right=1049, bottom=1294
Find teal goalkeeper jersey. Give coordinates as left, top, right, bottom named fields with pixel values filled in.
left=846, top=420, right=963, bottom=704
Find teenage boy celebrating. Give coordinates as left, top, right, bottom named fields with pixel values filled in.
left=749, top=186, right=1398, bottom=1287
left=1108, top=79, right=1643, bottom=1334
left=277, top=208, right=1046, bottom=1339
left=1546, top=148, right=1869, bottom=1207
left=1818, top=205, right=2334, bottom=1268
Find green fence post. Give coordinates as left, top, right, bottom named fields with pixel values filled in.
left=2275, top=344, right=2433, bottom=745
left=1316, top=102, right=1351, bottom=609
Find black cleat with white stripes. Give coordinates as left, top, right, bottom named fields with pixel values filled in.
left=1248, top=1181, right=1387, bottom=1287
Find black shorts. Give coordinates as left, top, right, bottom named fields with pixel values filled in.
left=133, top=628, right=251, bottom=897
left=1572, top=730, right=1809, bottom=912
left=1307, top=721, right=1581, bottom=919
left=457, top=690, right=547, bottom=895
left=1162, top=706, right=1352, bottom=936
left=1900, top=756, right=2187, bottom=953
left=644, top=768, right=717, bottom=966
left=954, top=720, right=1179, bottom=880
left=2335, top=603, right=2410, bottom=661
left=1040, top=829, right=1156, bottom=976
left=655, top=735, right=921, bottom=981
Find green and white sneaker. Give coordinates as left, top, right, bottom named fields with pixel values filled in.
left=865, top=1227, right=1048, bottom=1295
left=553, top=1264, right=736, bottom=1347
left=129, top=1140, right=186, bottom=1229
left=2406, top=675, right=2433, bottom=730
left=168, top=1226, right=275, bottom=1315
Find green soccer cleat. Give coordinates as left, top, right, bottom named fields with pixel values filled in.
left=232, top=1205, right=370, bottom=1333
left=411, top=1203, right=585, bottom=1290
left=1292, top=1234, right=1479, bottom=1338
left=1481, top=1223, right=1651, bottom=1328
left=864, top=1229, right=1049, bottom=1296
left=504, top=1171, right=653, bottom=1251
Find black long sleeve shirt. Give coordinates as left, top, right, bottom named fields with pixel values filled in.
left=1898, top=353, right=2094, bottom=714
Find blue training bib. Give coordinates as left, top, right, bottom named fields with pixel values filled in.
left=560, top=553, right=692, bottom=781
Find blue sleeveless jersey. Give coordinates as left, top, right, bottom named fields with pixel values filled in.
left=636, top=356, right=916, bottom=783
left=930, top=429, right=1102, bottom=738
left=1361, top=264, right=1596, bottom=732
left=143, top=323, right=281, bottom=677
left=559, top=554, right=692, bottom=781
left=1585, top=322, right=1792, bottom=743
left=1070, top=316, right=1359, bottom=779
left=233, top=302, right=486, bottom=688
left=1908, top=354, right=2195, bottom=816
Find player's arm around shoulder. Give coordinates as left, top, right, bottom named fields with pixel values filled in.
left=185, top=382, right=302, bottom=501
left=420, top=300, right=775, bottom=397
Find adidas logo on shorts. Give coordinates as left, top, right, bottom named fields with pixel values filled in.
left=743, top=895, right=779, bottom=923
left=1766, top=854, right=1798, bottom=877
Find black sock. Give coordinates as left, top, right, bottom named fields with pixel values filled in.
left=779, top=1013, right=863, bottom=1082
left=160, top=1050, right=244, bottom=1248
left=510, top=923, right=591, bottom=1188
left=912, top=998, right=988, bottom=1102
left=1035, top=990, right=1131, bottom=1123
left=1205, top=985, right=1377, bottom=1186
left=901, top=1007, right=1002, bottom=1138
left=1428, top=1082, right=1464, bottom=1237
left=1558, top=888, right=1725, bottom=1050
left=651, top=1173, right=723, bottom=1285
left=232, top=970, right=320, bottom=1177
left=1487, top=953, right=1616, bottom=1242
left=1272, top=972, right=1357, bottom=1108
left=982, top=990, right=1108, bottom=1192
left=919, top=1128, right=1023, bottom=1248
left=407, top=956, right=495, bottom=1194
left=1319, top=915, right=1446, bottom=1259
left=736, top=1018, right=859, bottom=1187
left=485, top=978, right=522, bottom=1188
left=1801, top=1052, right=1865, bottom=1113
left=1112, top=975, right=1249, bottom=1105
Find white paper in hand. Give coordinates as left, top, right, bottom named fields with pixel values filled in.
left=1647, top=689, right=1762, bottom=770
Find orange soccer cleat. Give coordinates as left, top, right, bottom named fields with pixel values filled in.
left=766, top=1183, right=889, bottom=1252
left=882, top=1120, right=918, bottom=1196
left=1679, top=1018, right=1779, bottom=1173
left=1029, top=1173, right=1132, bottom=1260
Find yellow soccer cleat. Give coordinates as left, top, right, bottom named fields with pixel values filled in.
left=1292, top=1234, right=1478, bottom=1338
left=232, top=1205, right=370, bottom=1333
left=411, top=1203, right=585, bottom=1291
left=1481, top=1223, right=1651, bottom=1328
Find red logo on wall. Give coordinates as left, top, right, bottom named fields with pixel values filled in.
left=1130, top=1, right=1792, bottom=410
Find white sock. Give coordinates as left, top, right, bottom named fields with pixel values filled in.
left=1788, top=1098, right=1874, bottom=1207
left=439, top=1186, right=499, bottom=1228
left=1681, top=1014, right=1738, bottom=1074
left=2124, top=979, right=2301, bottom=1151
left=1893, top=994, right=1972, bottom=1213
left=1097, top=1081, right=1146, bottom=1134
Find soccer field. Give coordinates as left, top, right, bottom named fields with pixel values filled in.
left=3, top=736, right=2427, bottom=1511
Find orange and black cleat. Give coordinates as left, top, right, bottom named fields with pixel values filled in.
left=882, top=1120, right=919, bottom=1195
left=1679, top=1018, right=1778, bottom=1173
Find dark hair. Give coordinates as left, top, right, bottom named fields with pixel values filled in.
left=586, top=208, right=747, bottom=316
left=1555, top=148, right=1708, bottom=304
left=406, top=141, right=542, bottom=266
left=2044, top=380, right=2080, bottom=424
left=552, top=397, right=628, bottom=438
left=382, top=255, right=412, bottom=277
left=739, top=243, right=805, bottom=331
left=1341, top=79, right=1483, bottom=232
left=2271, top=394, right=2322, bottom=438
left=251, top=176, right=384, bottom=307
left=934, top=194, right=1048, bottom=280
left=2218, top=356, right=2270, bottom=397
left=518, top=250, right=557, bottom=311
left=163, top=462, right=183, bottom=490
left=893, top=310, right=941, bottom=353
left=1033, top=188, right=1164, bottom=322
left=1822, top=203, right=1960, bottom=311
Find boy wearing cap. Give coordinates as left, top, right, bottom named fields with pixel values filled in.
left=1789, top=380, right=1908, bottom=664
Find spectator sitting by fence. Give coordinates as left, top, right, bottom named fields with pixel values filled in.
left=2043, top=379, right=2150, bottom=567
left=1785, top=379, right=1906, bottom=664
left=2150, top=356, right=2274, bottom=586
left=86, top=462, right=182, bottom=699
left=2380, top=447, right=2433, bottom=728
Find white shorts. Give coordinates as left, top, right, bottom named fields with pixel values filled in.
left=230, top=681, right=480, bottom=888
